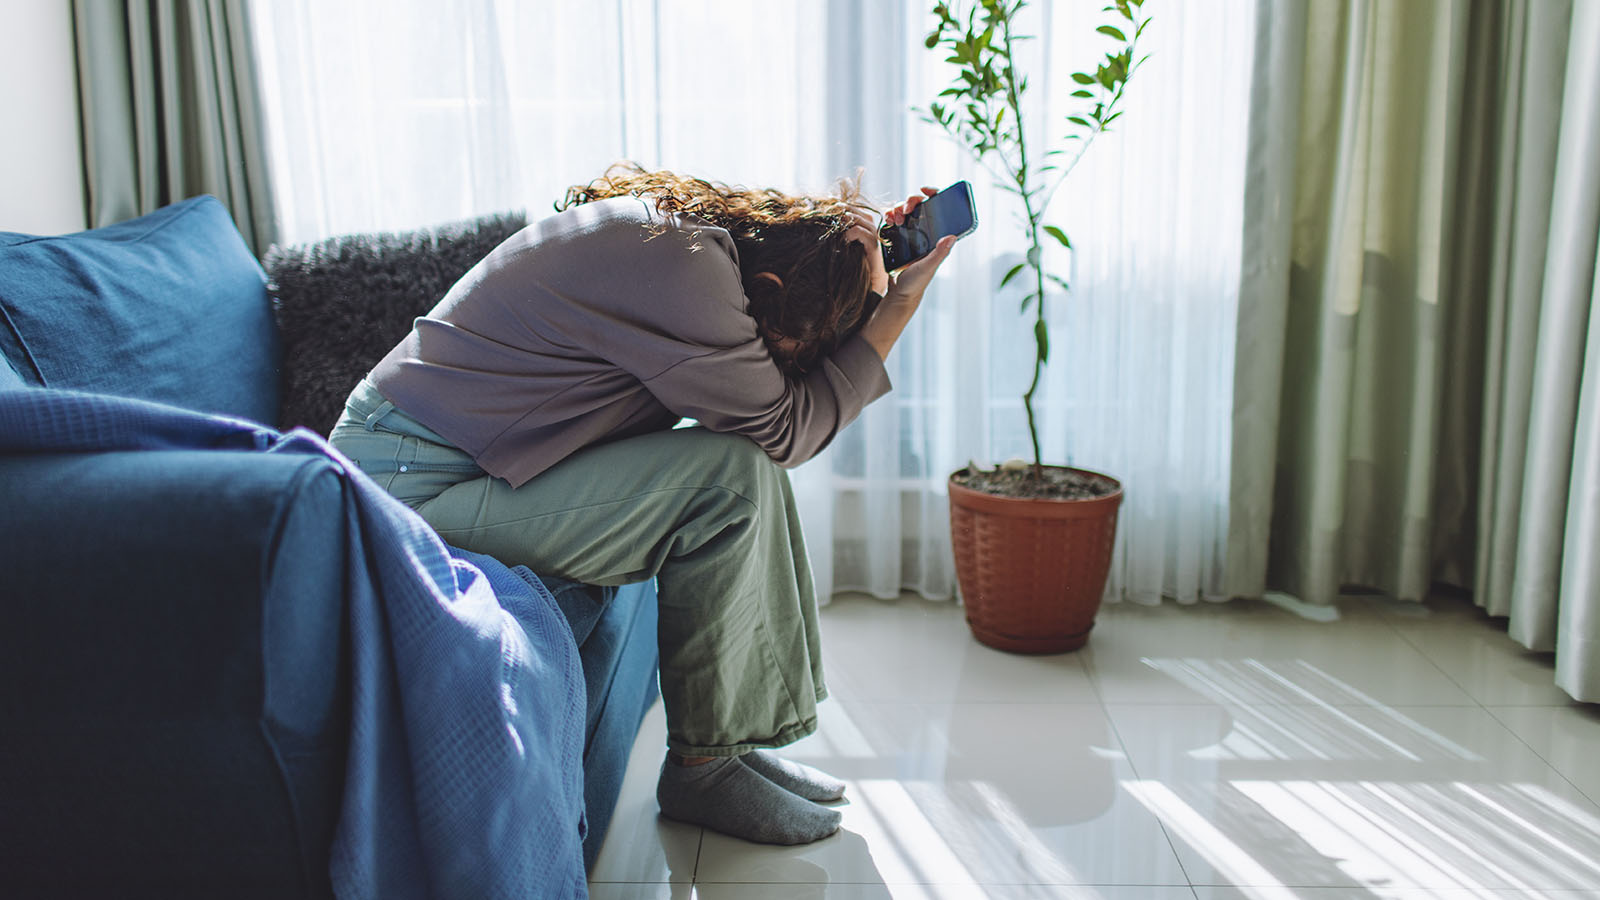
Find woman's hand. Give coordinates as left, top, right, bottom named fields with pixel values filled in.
left=856, top=186, right=963, bottom=362
left=882, top=187, right=957, bottom=302
left=844, top=209, right=889, bottom=297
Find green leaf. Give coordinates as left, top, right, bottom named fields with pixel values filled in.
left=1042, top=225, right=1071, bottom=248
left=1096, top=25, right=1126, bottom=41
left=1071, top=89, right=1095, bottom=98
left=1071, top=72, right=1095, bottom=85
left=1026, top=246, right=1041, bottom=266
left=1067, top=115, right=1091, bottom=127
left=1020, top=291, right=1038, bottom=313
left=1034, top=319, right=1050, bottom=363
left=1048, top=273, right=1070, bottom=290
left=925, top=32, right=941, bottom=49
left=1000, top=262, right=1027, bottom=288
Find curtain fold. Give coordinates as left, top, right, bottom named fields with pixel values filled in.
left=1560, top=230, right=1600, bottom=696
left=1264, top=0, right=1472, bottom=608
left=1224, top=0, right=1305, bottom=601
left=1511, top=1, right=1600, bottom=704
left=1476, top=0, right=1573, bottom=624
left=1231, top=0, right=1478, bottom=609
left=1237, top=0, right=1600, bottom=700
left=73, top=0, right=275, bottom=252
left=1504, top=0, right=1600, bottom=653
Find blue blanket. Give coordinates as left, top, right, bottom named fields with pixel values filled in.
left=0, top=388, right=589, bottom=899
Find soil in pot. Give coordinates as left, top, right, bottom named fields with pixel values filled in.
left=952, top=465, right=1119, bottom=501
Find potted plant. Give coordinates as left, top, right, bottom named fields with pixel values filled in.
left=923, top=0, right=1150, bottom=652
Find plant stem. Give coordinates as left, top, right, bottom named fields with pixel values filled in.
left=999, top=9, right=1046, bottom=477
left=1022, top=210, right=1046, bottom=477
left=923, top=0, right=1148, bottom=479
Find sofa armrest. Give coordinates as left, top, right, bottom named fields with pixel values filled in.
left=0, top=448, right=350, bottom=899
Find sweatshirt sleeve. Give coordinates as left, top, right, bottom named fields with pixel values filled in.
left=643, top=332, right=891, bottom=467
left=595, top=213, right=893, bottom=467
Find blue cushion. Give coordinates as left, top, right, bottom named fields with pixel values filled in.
left=0, top=196, right=280, bottom=423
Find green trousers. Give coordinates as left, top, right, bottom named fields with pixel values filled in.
left=328, top=380, right=826, bottom=756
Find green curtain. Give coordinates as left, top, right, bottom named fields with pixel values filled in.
left=1480, top=0, right=1600, bottom=694
left=73, top=0, right=275, bottom=253
left=1230, top=0, right=1600, bottom=700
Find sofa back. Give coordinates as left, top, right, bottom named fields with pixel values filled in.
left=263, top=211, right=526, bottom=435
left=0, top=197, right=531, bottom=436
left=0, top=195, right=280, bottom=424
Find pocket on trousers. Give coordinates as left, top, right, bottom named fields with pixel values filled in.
left=383, top=436, right=484, bottom=507
left=327, top=426, right=404, bottom=480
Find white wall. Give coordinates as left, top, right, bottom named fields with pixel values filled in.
left=0, top=0, right=87, bottom=235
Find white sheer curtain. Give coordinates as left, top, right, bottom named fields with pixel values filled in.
left=251, top=0, right=832, bottom=242
left=250, top=0, right=1255, bottom=606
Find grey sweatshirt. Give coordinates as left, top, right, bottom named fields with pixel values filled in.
left=368, top=196, right=892, bottom=488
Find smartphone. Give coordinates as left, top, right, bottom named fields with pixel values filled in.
left=880, top=180, right=978, bottom=270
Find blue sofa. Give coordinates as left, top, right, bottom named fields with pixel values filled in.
left=0, top=196, right=660, bottom=897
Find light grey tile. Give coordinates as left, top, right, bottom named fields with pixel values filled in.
left=1488, top=704, right=1600, bottom=807
left=1083, top=599, right=1472, bottom=706
left=1109, top=705, right=1600, bottom=891
left=586, top=884, right=695, bottom=900
left=694, top=701, right=1186, bottom=887
left=1196, top=883, right=1600, bottom=890
left=696, top=885, right=1198, bottom=899
left=820, top=594, right=1099, bottom=705
left=589, top=700, right=702, bottom=884
left=1382, top=600, right=1570, bottom=707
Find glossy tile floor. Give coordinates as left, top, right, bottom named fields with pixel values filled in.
left=588, top=591, right=1600, bottom=899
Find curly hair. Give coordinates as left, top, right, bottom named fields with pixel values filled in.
left=558, top=162, right=879, bottom=376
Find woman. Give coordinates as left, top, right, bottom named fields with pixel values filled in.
left=329, top=164, right=958, bottom=845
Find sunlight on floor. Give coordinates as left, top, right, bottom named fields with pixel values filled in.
left=847, top=779, right=981, bottom=885
left=590, top=594, right=1600, bottom=899
left=1122, top=779, right=1300, bottom=899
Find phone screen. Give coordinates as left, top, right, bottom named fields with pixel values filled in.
left=881, top=181, right=978, bottom=270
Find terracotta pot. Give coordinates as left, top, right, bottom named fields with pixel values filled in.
left=947, top=466, right=1123, bottom=653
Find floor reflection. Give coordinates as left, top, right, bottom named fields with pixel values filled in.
left=1120, top=656, right=1600, bottom=895
left=604, top=596, right=1600, bottom=896
left=1130, top=777, right=1600, bottom=893
left=1142, top=657, right=1481, bottom=762
left=805, top=654, right=1600, bottom=896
